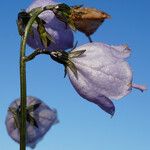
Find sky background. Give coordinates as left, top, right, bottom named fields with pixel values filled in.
left=0, top=0, right=150, bottom=150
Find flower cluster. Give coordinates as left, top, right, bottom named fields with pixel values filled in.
left=16, top=0, right=146, bottom=116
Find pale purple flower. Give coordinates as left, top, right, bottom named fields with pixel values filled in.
left=50, top=42, right=146, bottom=116
left=26, top=0, right=74, bottom=50
left=5, top=96, right=58, bottom=148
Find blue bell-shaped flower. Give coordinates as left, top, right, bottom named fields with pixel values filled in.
left=5, top=96, right=58, bottom=148
left=49, top=42, right=146, bottom=116
left=24, top=0, right=74, bottom=50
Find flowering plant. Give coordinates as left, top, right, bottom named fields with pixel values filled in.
left=5, top=0, right=146, bottom=150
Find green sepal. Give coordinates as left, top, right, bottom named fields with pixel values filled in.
left=64, top=65, right=67, bottom=78
left=26, top=113, right=38, bottom=128
left=55, top=3, right=71, bottom=15
left=13, top=114, right=20, bottom=129
left=8, top=107, right=20, bottom=129
left=26, top=103, right=41, bottom=128
left=68, top=19, right=76, bottom=31
left=71, top=4, right=83, bottom=9
left=66, top=50, right=86, bottom=79
left=28, top=7, right=42, bottom=16
left=68, top=50, right=86, bottom=58
left=53, top=3, right=76, bottom=31
left=17, top=20, right=24, bottom=36
left=27, top=103, right=41, bottom=113
left=17, top=10, right=34, bottom=37
left=50, top=49, right=86, bottom=79
left=8, top=107, right=17, bottom=115
left=36, top=17, right=54, bottom=47
left=66, top=60, right=78, bottom=79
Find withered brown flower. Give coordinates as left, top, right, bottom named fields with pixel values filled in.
left=70, top=6, right=110, bottom=42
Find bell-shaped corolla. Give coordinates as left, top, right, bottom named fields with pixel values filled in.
left=49, top=42, right=146, bottom=116
left=25, top=0, right=74, bottom=50
left=5, top=96, right=58, bottom=148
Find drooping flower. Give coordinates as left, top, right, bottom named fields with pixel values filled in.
left=18, top=0, right=74, bottom=50
left=5, top=96, right=58, bottom=148
left=49, top=42, right=146, bottom=116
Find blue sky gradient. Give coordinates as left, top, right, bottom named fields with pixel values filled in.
left=0, top=0, right=150, bottom=150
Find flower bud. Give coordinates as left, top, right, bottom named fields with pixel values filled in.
left=25, top=0, right=74, bottom=50
left=5, top=96, right=58, bottom=148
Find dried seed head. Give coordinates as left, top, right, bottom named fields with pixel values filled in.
left=70, top=7, right=110, bottom=36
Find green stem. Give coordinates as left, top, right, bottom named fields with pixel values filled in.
left=19, top=4, right=63, bottom=149
left=19, top=7, right=52, bottom=150
left=24, top=49, right=52, bottom=62
left=87, top=35, right=93, bottom=43
left=20, top=39, right=27, bottom=150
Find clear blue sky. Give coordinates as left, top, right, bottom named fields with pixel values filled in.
left=0, top=0, right=150, bottom=150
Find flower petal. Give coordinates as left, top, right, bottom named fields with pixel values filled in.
left=92, top=95, right=115, bottom=116
left=110, top=44, right=131, bottom=59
